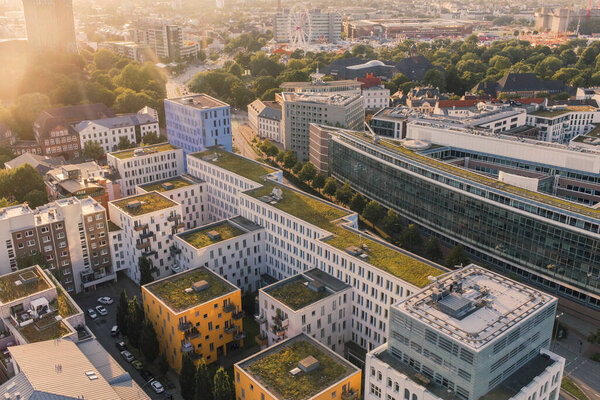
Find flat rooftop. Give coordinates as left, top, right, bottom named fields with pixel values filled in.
left=396, top=265, right=555, bottom=350
left=237, top=334, right=359, bottom=400
left=0, top=267, right=51, bottom=304
left=263, top=269, right=349, bottom=311
left=280, top=80, right=361, bottom=89
left=192, top=147, right=277, bottom=182
left=143, top=267, right=237, bottom=313
left=168, top=94, right=229, bottom=109
left=178, top=219, right=247, bottom=249
left=280, top=92, right=361, bottom=105
left=109, top=143, right=178, bottom=160
left=139, top=175, right=198, bottom=193
left=111, top=192, right=178, bottom=216
left=531, top=105, right=597, bottom=117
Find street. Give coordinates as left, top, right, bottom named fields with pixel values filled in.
left=232, top=112, right=260, bottom=160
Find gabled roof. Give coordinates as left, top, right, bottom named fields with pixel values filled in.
left=497, top=73, right=566, bottom=93
left=35, top=104, right=116, bottom=139
left=73, top=113, right=157, bottom=132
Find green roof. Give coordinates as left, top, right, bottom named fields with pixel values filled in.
left=15, top=317, right=71, bottom=343
left=241, top=336, right=357, bottom=400
left=0, top=267, right=51, bottom=303
left=192, top=148, right=276, bottom=181
left=144, top=267, right=237, bottom=313
left=265, top=277, right=330, bottom=310
left=108, top=221, right=122, bottom=232
left=110, top=143, right=178, bottom=159
left=531, top=106, right=596, bottom=118
left=112, top=193, right=177, bottom=216
left=179, top=221, right=245, bottom=249
left=140, top=176, right=194, bottom=192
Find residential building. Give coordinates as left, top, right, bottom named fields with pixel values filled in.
left=0, top=338, right=150, bottom=399
left=280, top=71, right=362, bottom=95
left=309, top=123, right=332, bottom=174
left=525, top=105, right=600, bottom=142
left=137, top=175, right=209, bottom=230
left=142, top=267, right=243, bottom=371
left=73, top=111, right=159, bottom=154
left=576, top=87, right=600, bottom=103
left=278, top=91, right=364, bottom=161
left=22, top=0, right=77, bottom=53
left=314, top=126, right=600, bottom=311
left=107, top=143, right=184, bottom=197
left=164, top=95, right=232, bottom=157
left=9, top=140, right=43, bottom=157
left=343, top=18, right=472, bottom=40
left=0, top=197, right=114, bottom=293
left=360, top=79, right=390, bottom=110
left=273, top=9, right=342, bottom=43
left=234, top=333, right=361, bottom=400
left=0, top=123, right=16, bottom=148
left=365, top=265, right=564, bottom=400
left=100, top=41, right=152, bottom=62
left=4, top=153, right=64, bottom=174
left=173, top=217, right=265, bottom=292
left=131, top=21, right=187, bottom=60
left=248, top=100, right=282, bottom=143
left=256, top=268, right=352, bottom=354
left=108, top=192, right=184, bottom=283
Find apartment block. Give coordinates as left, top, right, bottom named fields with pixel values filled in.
left=131, top=21, right=185, bottom=60
left=525, top=105, right=600, bottom=142
left=164, top=95, right=232, bottom=158
left=256, top=268, right=352, bottom=354
left=107, top=143, right=184, bottom=197
left=247, top=100, right=282, bottom=143
left=137, top=175, right=209, bottom=230
left=365, top=265, right=565, bottom=400
left=273, top=9, right=342, bottom=43
left=142, top=267, right=243, bottom=371
left=108, top=192, right=184, bottom=283
left=0, top=197, right=113, bottom=294
left=173, top=217, right=265, bottom=293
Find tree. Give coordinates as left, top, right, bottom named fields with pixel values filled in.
left=400, top=224, right=423, bottom=253
left=94, top=49, right=119, bottom=70
left=381, top=209, right=401, bottom=236
left=116, top=289, right=129, bottom=336
left=0, top=164, right=45, bottom=204
left=228, top=62, right=243, bottom=78
left=139, top=256, right=154, bottom=285
left=260, top=140, right=278, bottom=159
left=194, top=359, right=212, bottom=400
left=335, top=183, right=352, bottom=205
left=180, top=353, right=197, bottom=400
left=118, top=136, right=134, bottom=150
left=349, top=193, right=366, bottom=214
left=445, top=244, right=470, bottom=268
left=323, top=177, right=338, bottom=197
left=588, top=328, right=600, bottom=344
left=213, top=367, right=232, bottom=400
left=83, top=141, right=105, bottom=160
left=423, top=68, right=446, bottom=91
left=158, top=353, right=169, bottom=375
left=140, top=320, right=159, bottom=362
left=126, top=297, right=144, bottom=348
left=197, top=50, right=207, bottom=63
left=282, top=150, right=297, bottom=169
left=298, top=162, right=317, bottom=183
left=113, top=89, right=153, bottom=113
left=292, top=161, right=303, bottom=175
left=142, top=131, right=165, bottom=145
left=312, top=173, right=326, bottom=191
left=424, top=237, right=443, bottom=263
left=10, top=93, right=50, bottom=139
left=23, top=189, right=47, bottom=208
left=363, top=200, right=384, bottom=225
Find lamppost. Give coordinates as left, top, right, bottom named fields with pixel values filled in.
left=552, top=312, right=564, bottom=351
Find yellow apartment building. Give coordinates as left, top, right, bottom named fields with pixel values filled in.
left=142, top=266, right=244, bottom=371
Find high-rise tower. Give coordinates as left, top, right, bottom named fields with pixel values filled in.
left=22, top=0, right=77, bottom=53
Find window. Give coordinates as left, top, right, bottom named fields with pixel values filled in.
left=370, top=384, right=381, bottom=398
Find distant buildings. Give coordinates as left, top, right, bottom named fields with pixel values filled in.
left=273, top=9, right=342, bottom=43
left=247, top=100, right=282, bottom=143
left=321, top=55, right=439, bottom=82
left=280, top=71, right=362, bottom=95
left=130, top=20, right=197, bottom=60
left=22, top=0, right=77, bottom=53
left=343, top=18, right=472, bottom=40
left=99, top=41, right=152, bottom=63
left=4, top=153, right=64, bottom=174
left=526, top=104, right=600, bottom=142
left=165, top=95, right=232, bottom=157
left=471, top=73, right=569, bottom=99
left=358, top=76, right=390, bottom=110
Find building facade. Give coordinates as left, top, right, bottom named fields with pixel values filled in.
left=273, top=9, right=342, bottom=43
left=22, top=0, right=77, bottom=53
left=248, top=100, right=282, bottom=143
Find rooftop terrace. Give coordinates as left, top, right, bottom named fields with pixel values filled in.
left=112, top=192, right=178, bottom=216
left=192, top=147, right=277, bottom=182
left=144, top=267, right=237, bottom=313
left=140, top=176, right=195, bottom=193
left=110, top=143, right=178, bottom=160
left=238, top=335, right=358, bottom=400
left=179, top=221, right=245, bottom=249
left=0, top=267, right=51, bottom=304
left=14, top=316, right=71, bottom=343
left=168, top=94, right=229, bottom=109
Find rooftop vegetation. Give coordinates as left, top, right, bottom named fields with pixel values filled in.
left=0, top=268, right=50, bottom=303
left=180, top=222, right=245, bottom=249
left=111, top=143, right=177, bottom=159
left=112, top=193, right=177, bottom=216
left=55, top=287, right=78, bottom=318
left=108, top=221, right=122, bottom=232
left=192, top=148, right=276, bottom=181
left=141, top=177, right=193, bottom=192
left=266, top=279, right=329, bottom=310
left=245, top=340, right=352, bottom=400
left=145, top=268, right=236, bottom=313
left=17, top=318, right=70, bottom=343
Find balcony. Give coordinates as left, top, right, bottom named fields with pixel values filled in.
left=234, top=332, right=246, bottom=341
left=341, top=389, right=359, bottom=400
left=232, top=310, right=245, bottom=320
left=134, top=223, right=148, bottom=231
left=174, top=223, right=185, bottom=229
left=167, top=214, right=178, bottom=222
left=255, top=334, right=268, bottom=346
left=136, top=241, right=150, bottom=250
left=178, top=321, right=193, bottom=331
left=169, top=245, right=181, bottom=255
left=143, top=250, right=157, bottom=257
left=185, top=327, right=200, bottom=339
left=224, top=325, right=237, bottom=334
left=223, top=303, right=236, bottom=313
left=254, top=314, right=266, bottom=324
left=271, top=325, right=286, bottom=337
left=139, top=231, right=154, bottom=239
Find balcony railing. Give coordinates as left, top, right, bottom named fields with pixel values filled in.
left=255, top=334, right=268, bottom=346
left=224, top=325, right=237, bottom=334
left=175, top=223, right=185, bottom=229
left=234, top=332, right=246, bottom=341
left=167, top=214, right=178, bottom=222
left=134, top=223, right=148, bottom=231
left=139, top=231, right=154, bottom=239
left=254, top=314, right=266, bottom=324
left=136, top=241, right=150, bottom=250
left=185, top=328, right=200, bottom=339
left=178, top=322, right=193, bottom=331
left=232, top=310, right=245, bottom=320
left=341, top=389, right=359, bottom=400
left=170, top=245, right=181, bottom=255
left=143, top=250, right=157, bottom=257
left=223, top=303, right=236, bottom=313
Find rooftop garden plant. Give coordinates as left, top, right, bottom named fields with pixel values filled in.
left=180, top=222, right=245, bottom=249
left=111, top=143, right=177, bottom=159
left=0, top=268, right=50, bottom=303
left=112, top=193, right=177, bottom=216
left=266, top=279, right=329, bottom=310
left=192, top=148, right=276, bottom=181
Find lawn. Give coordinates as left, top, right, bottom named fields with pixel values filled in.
left=18, top=319, right=70, bottom=343
left=55, top=287, right=78, bottom=317
left=0, top=267, right=50, bottom=303
left=192, top=148, right=276, bottom=181
left=180, top=222, right=245, bottom=249
left=141, top=177, right=192, bottom=192
left=242, top=315, right=260, bottom=350
left=112, top=193, right=177, bottom=216
left=562, top=377, right=590, bottom=400
left=266, top=279, right=329, bottom=310
left=111, top=143, right=177, bottom=159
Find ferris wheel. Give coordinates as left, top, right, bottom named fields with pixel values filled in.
left=288, top=4, right=312, bottom=50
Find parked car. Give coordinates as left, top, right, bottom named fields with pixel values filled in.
left=97, top=296, right=113, bottom=305
left=116, top=341, right=127, bottom=351
left=140, top=369, right=154, bottom=382
left=87, top=308, right=98, bottom=319
left=131, top=360, right=143, bottom=370
left=110, top=325, right=119, bottom=337
left=120, top=350, right=134, bottom=362
left=95, top=305, right=108, bottom=316
left=150, top=380, right=165, bottom=394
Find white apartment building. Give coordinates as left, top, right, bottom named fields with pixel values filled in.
left=280, top=72, right=362, bottom=95
left=74, top=111, right=159, bottom=154
left=164, top=95, right=232, bottom=157
left=107, top=143, right=184, bottom=197
left=0, top=197, right=113, bottom=294
left=273, top=9, right=342, bottom=43
left=172, top=216, right=265, bottom=293
left=363, top=86, right=390, bottom=110
left=525, top=105, right=600, bottom=142
left=137, top=174, right=209, bottom=230
left=108, top=192, right=184, bottom=283
left=100, top=41, right=151, bottom=63
left=130, top=22, right=185, bottom=60
left=186, top=147, right=448, bottom=358
left=247, top=100, right=282, bottom=143
left=256, top=268, right=352, bottom=355
left=278, top=91, right=364, bottom=161
left=365, top=265, right=564, bottom=400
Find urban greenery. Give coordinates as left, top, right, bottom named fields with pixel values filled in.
left=180, top=353, right=197, bottom=400
left=112, top=193, right=176, bottom=216
left=180, top=223, right=245, bottom=249
left=266, top=279, right=329, bottom=310
left=0, top=164, right=46, bottom=208
left=139, top=256, right=154, bottom=286
left=562, top=377, right=590, bottom=400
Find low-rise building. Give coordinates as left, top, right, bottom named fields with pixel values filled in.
left=525, top=105, right=600, bottom=142
left=257, top=269, right=352, bottom=354
left=142, top=266, right=243, bottom=371
left=247, top=100, right=282, bottom=143
left=173, top=216, right=265, bottom=292
left=234, top=333, right=362, bottom=400
left=108, top=192, right=184, bottom=283
left=107, top=143, right=184, bottom=197
left=362, top=85, right=390, bottom=110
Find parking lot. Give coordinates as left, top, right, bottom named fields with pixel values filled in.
left=73, top=275, right=179, bottom=399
